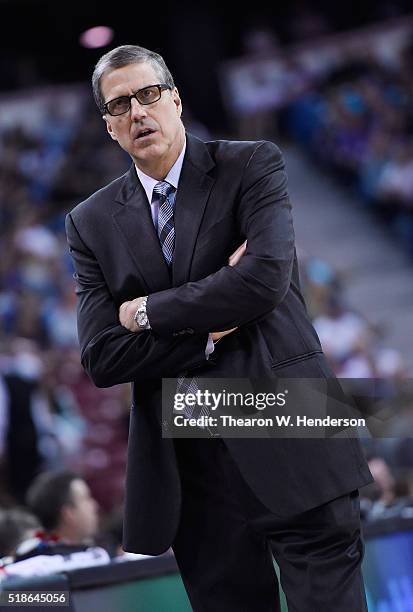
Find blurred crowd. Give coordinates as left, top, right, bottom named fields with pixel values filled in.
left=298, top=250, right=413, bottom=520
left=299, top=254, right=406, bottom=379
left=286, top=38, right=413, bottom=258
left=283, top=27, right=413, bottom=524
left=0, top=95, right=133, bottom=552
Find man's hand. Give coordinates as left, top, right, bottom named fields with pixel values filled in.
left=210, top=241, right=247, bottom=342
left=119, top=296, right=147, bottom=332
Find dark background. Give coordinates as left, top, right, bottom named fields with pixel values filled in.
left=1, top=0, right=412, bottom=131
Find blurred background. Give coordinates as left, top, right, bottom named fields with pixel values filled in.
left=1, top=1, right=413, bottom=610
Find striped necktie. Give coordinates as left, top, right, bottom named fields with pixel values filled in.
left=152, top=182, right=213, bottom=434
left=153, top=181, right=175, bottom=266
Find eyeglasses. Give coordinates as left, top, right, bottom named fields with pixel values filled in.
left=103, top=83, right=171, bottom=116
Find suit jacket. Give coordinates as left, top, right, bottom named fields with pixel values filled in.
left=65, top=132, right=373, bottom=554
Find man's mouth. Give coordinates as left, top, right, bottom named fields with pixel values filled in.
left=136, top=129, right=155, bottom=139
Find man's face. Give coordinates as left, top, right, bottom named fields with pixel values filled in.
left=65, top=479, right=99, bottom=541
left=101, top=61, right=184, bottom=170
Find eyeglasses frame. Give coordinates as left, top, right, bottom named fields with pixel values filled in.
left=103, top=83, right=172, bottom=116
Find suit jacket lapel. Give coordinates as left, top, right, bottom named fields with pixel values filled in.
left=172, top=133, right=215, bottom=286
left=112, top=166, right=171, bottom=293
left=111, top=133, right=215, bottom=293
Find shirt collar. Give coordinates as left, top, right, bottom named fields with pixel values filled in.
left=134, top=138, right=186, bottom=204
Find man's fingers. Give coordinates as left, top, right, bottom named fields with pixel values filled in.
left=119, top=301, right=130, bottom=313
left=211, top=327, right=238, bottom=342
left=228, top=240, right=247, bottom=266
left=119, top=301, right=135, bottom=329
left=230, top=240, right=247, bottom=259
left=119, top=297, right=148, bottom=332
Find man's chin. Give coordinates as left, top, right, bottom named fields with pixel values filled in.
left=132, top=140, right=162, bottom=155
left=133, top=140, right=167, bottom=161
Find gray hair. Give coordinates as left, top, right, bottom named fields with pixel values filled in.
left=92, top=45, right=175, bottom=114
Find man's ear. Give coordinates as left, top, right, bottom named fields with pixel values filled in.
left=172, top=88, right=182, bottom=118
left=103, top=115, right=118, bottom=141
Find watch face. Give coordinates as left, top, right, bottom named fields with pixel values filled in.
left=137, top=308, right=147, bottom=327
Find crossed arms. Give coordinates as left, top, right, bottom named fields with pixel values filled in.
left=65, top=141, right=294, bottom=387
left=118, top=241, right=247, bottom=340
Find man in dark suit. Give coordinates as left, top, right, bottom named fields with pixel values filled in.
left=66, top=44, right=373, bottom=611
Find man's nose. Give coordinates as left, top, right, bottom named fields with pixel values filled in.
left=130, top=96, right=148, bottom=121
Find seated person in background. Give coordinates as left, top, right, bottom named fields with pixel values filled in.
left=360, top=456, right=413, bottom=520
left=21, top=470, right=100, bottom=559
left=0, top=507, right=41, bottom=564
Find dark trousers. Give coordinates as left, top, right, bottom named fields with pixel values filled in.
left=172, top=437, right=368, bottom=612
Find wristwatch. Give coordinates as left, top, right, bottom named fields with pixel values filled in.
left=133, top=297, right=149, bottom=330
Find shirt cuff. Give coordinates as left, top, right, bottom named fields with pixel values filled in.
left=205, top=334, right=215, bottom=360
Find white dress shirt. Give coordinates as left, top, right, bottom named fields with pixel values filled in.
left=134, top=139, right=214, bottom=358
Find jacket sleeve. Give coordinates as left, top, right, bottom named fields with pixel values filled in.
left=65, top=213, right=209, bottom=388
left=147, top=141, right=295, bottom=336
